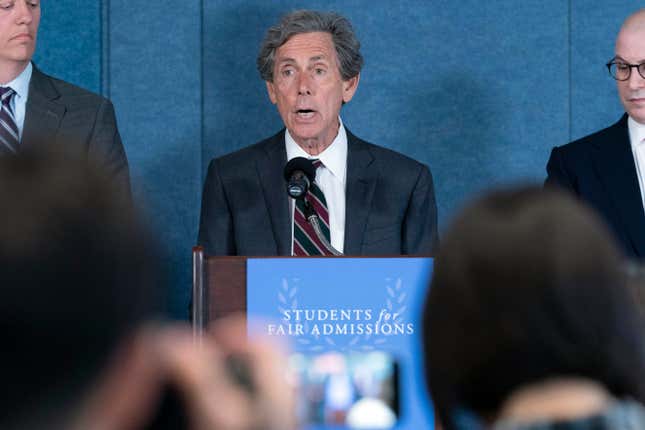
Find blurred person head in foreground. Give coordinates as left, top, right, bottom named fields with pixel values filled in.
left=0, top=152, right=295, bottom=430
left=423, top=186, right=645, bottom=430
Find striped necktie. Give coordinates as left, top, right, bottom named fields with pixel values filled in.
left=0, top=87, right=19, bottom=154
left=293, top=159, right=332, bottom=256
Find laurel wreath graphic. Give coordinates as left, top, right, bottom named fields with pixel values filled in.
left=386, top=277, right=407, bottom=324
left=277, top=278, right=298, bottom=316
left=276, top=276, right=408, bottom=352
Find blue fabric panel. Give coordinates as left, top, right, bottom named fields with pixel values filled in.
left=202, top=1, right=284, bottom=161
left=570, top=1, right=637, bottom=140
left=108, top=0, right=202, bottom=317
left=33, top=0, right=101, bottom=93
left=203, top=0, right=569, bottom=227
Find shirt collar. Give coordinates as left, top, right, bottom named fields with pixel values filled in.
left=285, top=117, right=348, bottom=185
left=629, top=115, right=645, bottom=148
left=2, top=62, right=32, bottom=100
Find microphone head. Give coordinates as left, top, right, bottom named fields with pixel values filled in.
left=284, top=157, right=316, bottom=200
left=283, top=157, right=315, bottom=182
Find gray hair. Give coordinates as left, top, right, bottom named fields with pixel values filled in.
left=257, top=10, right=364, bottom=82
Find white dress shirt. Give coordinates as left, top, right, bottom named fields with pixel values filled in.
left=629, top=116, right=645, bottom=214
left=1, top=62, right=32, bottom=141
left=285, top=118, right=348, bottom=254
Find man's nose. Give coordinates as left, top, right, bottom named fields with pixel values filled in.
left=627, top=67, right=645, bottom=89
left=297, top=73, right=313, bottom=96
left=14, top=1, right=34, bottom=25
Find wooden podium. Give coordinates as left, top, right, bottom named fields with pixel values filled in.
left=191, top=247, right=433, bottom=330
left=192, top=246, right=249, bottom=333
left=192, top=247, right=343, bottom=329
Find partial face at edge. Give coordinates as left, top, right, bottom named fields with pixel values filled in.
left=266, top=32, right=359, bottom=149
left=615, top=15, right=645, bottom=124
left=0, top=0, right=40, bottom=73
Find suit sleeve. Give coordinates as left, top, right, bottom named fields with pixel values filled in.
left=87, top=99, right=132, bottom=202
left=402, top=164, right=439, bottom=255
left=545, top=146, right=575, bottom=192
left=197, top=159, right=236, bottom=255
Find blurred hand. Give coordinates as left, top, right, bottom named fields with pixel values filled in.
left=157, top=317, right=296, bottom=430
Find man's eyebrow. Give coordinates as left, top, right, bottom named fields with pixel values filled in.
left=614, top=55, right=645, bottom=64
left=275, top=55, right=330, bottom=66
left=276, top=58, right=296, bottom=65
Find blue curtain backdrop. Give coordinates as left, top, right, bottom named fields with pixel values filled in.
left=35, top=1, right=636, bottom=318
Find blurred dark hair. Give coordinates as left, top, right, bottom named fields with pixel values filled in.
left=423, top=186, right=645, bottom=429
left=0, top=152, right=161, bottom=428
left=625, top=262, right=645, bottom=320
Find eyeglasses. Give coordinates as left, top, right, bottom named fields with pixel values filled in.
left=606, top=60, right=645, bottom=81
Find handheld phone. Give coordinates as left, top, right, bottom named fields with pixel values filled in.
left=288, top=351, right=399, bottom=429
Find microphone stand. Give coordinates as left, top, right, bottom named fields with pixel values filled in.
left=302, top=199, right=343, bottom=256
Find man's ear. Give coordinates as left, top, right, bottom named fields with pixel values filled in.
left=342, top=73, right=360, bottom=103
left=266, top=81, right=278, bottom=104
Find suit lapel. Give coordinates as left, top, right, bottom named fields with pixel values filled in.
left=592, top=115, right=645, bottom=256
left=21, top=66, right=65, bottom=152
left=343, top=130, right=376, bottom=255
left=256, top=130, right=291, bottom=255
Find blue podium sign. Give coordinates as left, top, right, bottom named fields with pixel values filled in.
left=247, top=257, right=434, bottom=430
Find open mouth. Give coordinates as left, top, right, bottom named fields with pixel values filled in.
left=296, top=109, right=316, bottom=118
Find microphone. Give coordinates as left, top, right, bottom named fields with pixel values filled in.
left=284, top=157, right=316, bottom=199
left=283, top=157, right=343, bottom=256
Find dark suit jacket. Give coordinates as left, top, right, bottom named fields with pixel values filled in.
left=20, top=65, right=130, bottom=197
left=546, top=114, right=645, bottom=258
left=198, top=129, right=439, bottom=256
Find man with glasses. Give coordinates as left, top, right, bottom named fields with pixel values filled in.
left=546, top=8, right=645, bottom=258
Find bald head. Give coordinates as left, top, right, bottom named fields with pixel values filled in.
left=614, top=9, right=645, bottom=125
left=616, top=8, right=645, bottom=65
left=619, top=9, right=645, bottom=34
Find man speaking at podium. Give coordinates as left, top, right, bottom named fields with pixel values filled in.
left=0, top=0, right=130, bottom=197
left=198, top=10, right=438, bottom=256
